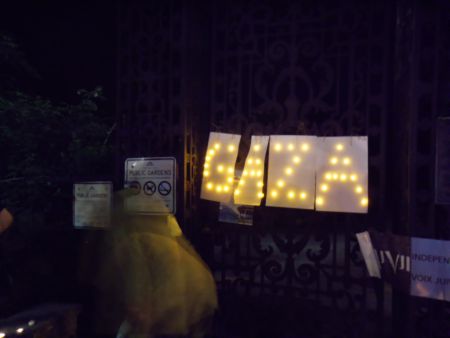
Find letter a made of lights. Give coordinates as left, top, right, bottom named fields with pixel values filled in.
left=266, top=135, right=317, bottom=210
left=315, top=136, right=368, bottom=213
left=200, top=132, right=241, bottom=203
left=234, top=136, right=270, bottom=206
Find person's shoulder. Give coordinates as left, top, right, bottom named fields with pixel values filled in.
left=0, top=207, right=14, bottom=234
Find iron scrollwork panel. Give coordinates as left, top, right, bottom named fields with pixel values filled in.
left=205, top=1, right=391, bottom=336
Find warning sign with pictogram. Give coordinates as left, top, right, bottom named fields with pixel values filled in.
left=124, top=157, right=176, bottom=214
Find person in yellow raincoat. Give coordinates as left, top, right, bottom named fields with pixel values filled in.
left=87, top=190, right=218, bottom=338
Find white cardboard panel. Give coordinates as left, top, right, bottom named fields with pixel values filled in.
left=266, top=135, right=317, bottom=210
left=315, top=136, right=368, bottom=213
left=200, top=132, right=241, bottom=203
left=234, top=136, right=270, bottom=206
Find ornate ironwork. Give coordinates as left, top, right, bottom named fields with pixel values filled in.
left=392, top=1, right=450, bottom=337
left=116, top=0, right=450, bottom=337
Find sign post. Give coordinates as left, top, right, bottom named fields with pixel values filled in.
left=124, top=157, right=176, bottom=214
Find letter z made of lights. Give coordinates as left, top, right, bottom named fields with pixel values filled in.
left=200, top=132, right=241, bottom=203
left=266, top=135, right=317, bottom=210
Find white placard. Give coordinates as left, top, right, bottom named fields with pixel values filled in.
left=73, top=181, right=112, bottom=228
left=124, top=157, right=176, bottom=214
left=266, top=135, right=317, bottom=210
left=356, top=231, right=381, bottom=278
left=234, top=136, right=270, bottom=206
left=315, top=136, right=368, bottom=213
left=411, top=237, right=450, bottom=301
left=200, top=132, right=241, bottom=203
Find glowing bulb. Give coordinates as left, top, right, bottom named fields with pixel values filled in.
left=274, top=143, right=282, bottom=151
left=239, top=180, right=245, bottom=186
left=299, top=192, right=307, bottom=200
left=16, top=328, right=24, bottom=334
left=336, top=143, right=344, bottom=151
left=361, top=197, right=369, bottom=206
left=227, top=167, right=234, bottom=174
left=292, top=156, right=301, bottom=164
left=287, top=143, right=294, bottom=151
left=204, top=163, right=210, bottom=168
left=332, top=173, right=339, bottom=180
left=254, top=144, right=261, bottom=152
left=316, top=196, right=324, bottom=206
left=325, top=172, right=332, bottom=180
left=208, top=149, right=215, bottom=156
left=228, top=145, right=235, bottom=152
left=350, top=174, right=358, bottom=181
left=355, top=186, right=363, bottom=194
left=227, top=177, right=233, bottom=183
left=205, top=156, right=211, bottom=162
left=257, top=181, right=264, bottom=188
left=256, top=170, right=263, bottom=177
left=255, top=158, right=262, bottom=165
left=271, top=190, right=278, bottom=198
left=214, top=143, right=221, bottom=150
left=343, top=157, right=351, bottom=165
left=243, top=170, right=248, bottom=176
left=285, top=167, right=293, bottom=175
left=248, top=158, right=253, bottom=165
left=203, top=170, right=210, bottom=177
left=277, top=180, right=285, bottom=188
left=216, top=185, right=223, bottom=193
left=330, top=157, right=338, bottom=165
left=234, top=189, right=240, bottom=195
left=28, top=321, right=35, bottom=326
left=223, top=185, right=230, bottom=192
left=217, top=165, right=224, bottom=172
left=257, top=192, right=264, bottom=198
left=301, top=143, right=310, bottom=152
left=287, top=191, right=295, bottom=199
left=206, top=182, right=213, bottom=190
left=321, top=184, right=329, bottom=192
left=0, top=332, right=5, bottom=338
left=250, top=170, right=256, bottom=177
left=340, top=174, right=348, bottom=182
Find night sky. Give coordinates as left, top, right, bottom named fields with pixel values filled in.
left=1, top=1, right=115, bottom=105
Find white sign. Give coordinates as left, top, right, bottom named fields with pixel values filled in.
left=124, top=157, right=176, bottom=214
left=266, top=135, right=317, bottom=210
left=200, top=132, right=241, bottom=203
left=234, top=135, right=270, bottom=206
left=315, top=136, right=368, bottom=213
left=73, top=182, right=112, bottom=228
left=410, top=237, right=450, bottom=301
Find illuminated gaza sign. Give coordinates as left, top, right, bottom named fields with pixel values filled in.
left=201, top=133, right=368, bottom=214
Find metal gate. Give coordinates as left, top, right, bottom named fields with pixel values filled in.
left=115, top=1, right=450, bottom=337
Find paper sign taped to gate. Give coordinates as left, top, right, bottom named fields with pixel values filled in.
left=73, top=181, right=112, bottom=228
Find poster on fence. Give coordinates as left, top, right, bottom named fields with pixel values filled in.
left=357, top=230, right=450, bottom=302
left=219, top=170, right=254, bottom=226
left=73, top=181, right=112, bottom=228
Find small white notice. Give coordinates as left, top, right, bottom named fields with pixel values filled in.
left=124, top=157, right=176, bottom=214
left=73, top=181, right=112, bottom=228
